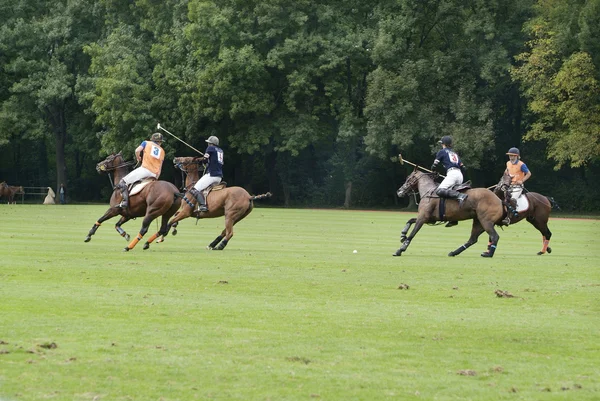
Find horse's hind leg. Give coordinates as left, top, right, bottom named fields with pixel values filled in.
left=124, top=215, right=154, bottom=251
left=449, top=220, right=485, bottom=257
left=208, top=230, right=226, bottom=250
left=480, top=221, right=500, bottom=258
left=212, top=217, right=235, bottom=250
left=527, top=216, right=552, bottom=255
left=210, top=204, right=253, bottom=251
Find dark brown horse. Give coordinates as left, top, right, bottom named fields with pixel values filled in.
left=494, top=172, right=555, bottom=255
left=147, top=156, right=271, bottom=250
left=0, top=182, right=24, bottom=204
left=395, top=169, right=504, bottom=257
left=84, top=152, right=182, bottom=251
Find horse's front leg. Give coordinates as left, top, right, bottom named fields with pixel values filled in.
left=84, top=208, right=120, bottom=242
left=154, top=204, right=192, bottom=244
left=400, top=218, right=417, bottom=243
left=115, top=216, right=131, bottom=241
left=393, top=219, right=424, bottom=256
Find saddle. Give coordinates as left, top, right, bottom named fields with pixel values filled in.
left=129, top=178, right=156, bottom=196
left=452, top=180, right=472, bottom=192
left=200, top=182, right=227, bottom=198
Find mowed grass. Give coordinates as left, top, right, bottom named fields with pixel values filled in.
left=0, top=205, right=598, bottom=401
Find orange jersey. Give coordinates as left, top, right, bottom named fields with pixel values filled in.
left=141, top=141, right=165, bottom=176
left=506, top=160, right=526, bottom=184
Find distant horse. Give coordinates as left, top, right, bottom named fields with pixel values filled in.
left=395, top=169, right=504, bottom=257
left=0, top=183, right=24, bottom=204
left=494, top=172, right=555, bottom=255
left=84, top=152, right=182, bottom=251
left=147, top=156, right=271, bottom=250
left=43, top=187, right=56, bottom=204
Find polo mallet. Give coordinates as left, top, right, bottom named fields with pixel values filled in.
left=156, top=123, right=205, bottom=156
left=397, top=153, right=445, bottom=178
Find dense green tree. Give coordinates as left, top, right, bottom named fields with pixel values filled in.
left=0, top=0, right=103, bottom=194
left=511, top=0, right=600, bottom=168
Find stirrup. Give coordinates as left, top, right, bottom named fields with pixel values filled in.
left=501, top=217, right=510, bottom=226
left=445, top=221, right=458, bottom=227
left=116, top=201, right=128, bottom=208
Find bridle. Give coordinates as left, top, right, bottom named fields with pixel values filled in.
left=174, top=157, right=204, bottom=190
left=397, top=172, right=438, bottom=205
left=97, top=154, right=136, bottom=189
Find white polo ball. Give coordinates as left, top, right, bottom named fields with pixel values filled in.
left=353, top=250, right=358, bottom=254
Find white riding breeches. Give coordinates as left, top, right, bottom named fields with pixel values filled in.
left=193, top=174, right=222, bottom=192
left=438, top=168, right=463, bottom=189
left=509, top=185, right=523, bottom=200
left=122, top=166, right=156, bottom=185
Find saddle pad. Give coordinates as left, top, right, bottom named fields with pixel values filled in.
left=516, top=194, right=529, bottom=212
left=130, top=179, right=154, bottom=196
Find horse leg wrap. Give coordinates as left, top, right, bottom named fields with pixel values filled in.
left=116, top=226, right=127, bottom=237
left=127, top=234, right=143, bottom=249
left=541, top=236, right=550, bottom=254
left=215, top=239, right=228, bottom=250
left=209, top=236, right=224, bottom=249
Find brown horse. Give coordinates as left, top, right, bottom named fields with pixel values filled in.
left=84, top=152, right=182, bottom=251
left=0, top=183, right=24, bottom=204
left=494, top=172, right=555, bottom=255
left=147, top=156, right=271, bottom=250
left=395, top=169, right=504, bottom=257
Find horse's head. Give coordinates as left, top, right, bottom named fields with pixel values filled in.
left=15, top=186, right=24, bottom=195
left=96, top=152, right=124, bottom=173
left=495, top=172, right=511, bottom=195
left=173, top=156, right=203, bottom=173
left=397, top=169, right=424, bottom=197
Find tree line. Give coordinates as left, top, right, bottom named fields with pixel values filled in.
left=1, top=0, right=599, bottom=210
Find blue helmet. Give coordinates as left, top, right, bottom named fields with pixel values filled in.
left=506, top=147, right=520, bottom=156
left=438, top=136, right=452, bottom=146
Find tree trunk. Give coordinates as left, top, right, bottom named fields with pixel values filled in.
left=344, top=180, right=352, bottom=208
left=53, top=107, right=67, bottom=195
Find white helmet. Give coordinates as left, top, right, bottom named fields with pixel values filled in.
left=206, top=136, right=219, bottom=146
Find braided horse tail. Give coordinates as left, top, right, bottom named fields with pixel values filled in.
left=250, top=192, right=272, bottom=201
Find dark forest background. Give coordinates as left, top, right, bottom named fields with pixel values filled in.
left=1, top=0, right=599, bottom=210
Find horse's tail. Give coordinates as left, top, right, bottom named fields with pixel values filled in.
left=250, top=192, right=272, bottom=201
left=546, top=196, right=561, bottom=210
left=174, top=191, right=195, bottom=208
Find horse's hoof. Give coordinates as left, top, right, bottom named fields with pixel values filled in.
left=143, top=243, right=149, bottom=250
left=547, top=247, right=552, bottom=254
left=84, top=237, right=91, bottom=243
left=206, top=246, right=213, bottom=250
left=172, top=229, right=178, bottom=236
left=123, top=247, right=130, bottom=252
left=392, top=250, right=402, bottom=257
left=480, top=252, right=493, bottom=258
left=448, top=252, right=456, bottom=257
left=124, top=234, right=130, bottom=241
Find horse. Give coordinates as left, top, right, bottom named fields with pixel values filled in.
left=395, top=169, right=505, bottom=257
left=0, top=183, right=24, bottom=204
left=494, top=172, right=555, bottom=255
left=147, top=156, right=272, bottom=250
left=84, top=152, right=182, bottom=251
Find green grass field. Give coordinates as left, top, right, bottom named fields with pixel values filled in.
left=1, top=205, right=598, bottom=400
